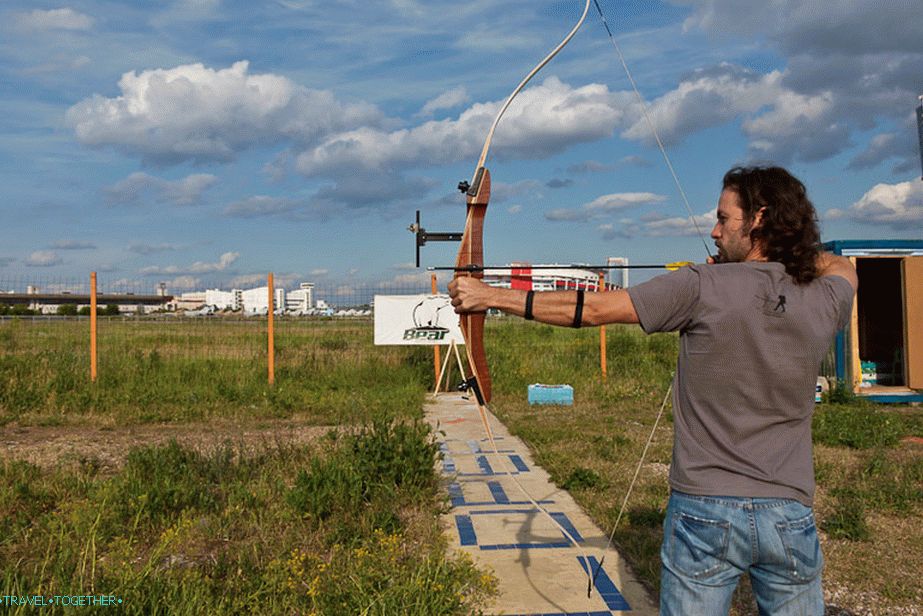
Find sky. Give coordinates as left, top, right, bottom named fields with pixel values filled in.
left=1, top=0, right=922, bottom=293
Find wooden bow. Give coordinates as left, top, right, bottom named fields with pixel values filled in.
left=451, top=0, right=596, bottom=595
left=454, top=0, right=592, bottom=406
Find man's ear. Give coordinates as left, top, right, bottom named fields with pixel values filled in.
left=751, top=206, right=767, bottom=229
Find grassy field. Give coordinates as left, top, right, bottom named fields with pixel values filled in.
left=1, top=316, right=921, bottom=614
left=0, top=317, right=425, bottom=426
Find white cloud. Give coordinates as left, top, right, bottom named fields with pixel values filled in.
left=227, top=273, right=267, bottom=288
left=67, top=61, right=383, bottom=164
left=139, top=252, right=239, bottom=275
left=128, top=242, right=178, bottom=255
left=223, top=196, right=297, bottom=218
left=598, top=222, right=634, bottom=241
left=389, top=271, right=444, bottom=286
left=52, top=240, right=96, bottom=250
left=162, top=276, right=201, bottom=290
left=567, top=156, right=652, bottom=174
left=636, top=210, right=716, bottom=238
left=105, top=172, right=217, bottom=206
left=826, top=181, right=923, bottom=229
left=22, top=55, right=92, bottom=76
left=25, top=250, right=63, bottom=267
left=622, top=65, right=786, bottom=146
left=681, top=0, right=921, bottom=56
left=227, top=272, right=305, bottom=289
left=847, top=118, right=920, bottom=173
left=294, top=77, right=632, bottom=175
left=416, top=86, right=469, bottom=118
left=15, top=8, right=94, bottom=31
left=490, top=180, right=543, bottom=203
left=225, top=173, right=436, bottom=220
left=454, top=23, right=543, bottom=54
left=742, top=90, right=846, bottom=162
left=546, top=192, right=667, bottom=222
left=678, top=1, right=923, bottom=168
left=598, top=209, right=716, bottom=240
left=847, top=133, right=899, bottom=171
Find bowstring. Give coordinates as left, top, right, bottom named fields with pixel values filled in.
left=588, top=378, right=673, bottom=596
left=591, top=0, right=713, bottom=260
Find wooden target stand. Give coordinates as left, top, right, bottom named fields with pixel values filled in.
left=432, top=339, right=473, bottom=398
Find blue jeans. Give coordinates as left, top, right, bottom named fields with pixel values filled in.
left=660, top=491, right=824, bottom=616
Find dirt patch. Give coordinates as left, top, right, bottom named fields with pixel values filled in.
left=0, top=420, right=334, bottom=472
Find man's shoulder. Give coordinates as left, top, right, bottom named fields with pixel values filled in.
left=691, top=261, right=785, bottom=284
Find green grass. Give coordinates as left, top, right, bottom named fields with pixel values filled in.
left=2, top=316, right=921, bottom=612
left=812, top=405, right=923, bottom=542
left=0, top=318, right=430, bottom=425
left=812, top=403, right=903, bottom=449
left=0, top=424, right=495, bottom=615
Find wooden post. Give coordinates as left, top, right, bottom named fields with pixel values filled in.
left=90, top=271, right=97, bottom=382
left=268, top=272, right=275, bottom=386
left=599, top=273, right=607, bottom=380
left=431, top=274, right=441, bottom=385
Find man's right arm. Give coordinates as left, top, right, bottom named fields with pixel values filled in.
left=816, top=252, right=858, bottom=290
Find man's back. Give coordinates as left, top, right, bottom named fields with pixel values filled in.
left=628, top=262, right=855, bottom=504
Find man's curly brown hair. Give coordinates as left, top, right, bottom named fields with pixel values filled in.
left=722, top=166, right=820, bottom=284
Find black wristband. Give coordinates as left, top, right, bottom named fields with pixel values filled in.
left=572, top=290, right=584, bottom=328
left=524, top=290, right=535, bottom=320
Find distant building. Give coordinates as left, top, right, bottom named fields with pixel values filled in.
left=240, top=287, right=285, bottom=315
left=204, top=289, right=240, bottom=311
left=285, top=283, right=314, bottom=313
left=174, top=291, right=207, bottom=311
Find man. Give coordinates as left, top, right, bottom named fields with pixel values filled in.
left=449, top=166, right=857, bottom=615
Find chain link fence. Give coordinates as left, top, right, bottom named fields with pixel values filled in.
left=0, top=274, right=444, bottom=384
left=0, top=272, right=630, bottom=423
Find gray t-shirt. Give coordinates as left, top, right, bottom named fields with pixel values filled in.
left=627, top=262, right=854, bottom=506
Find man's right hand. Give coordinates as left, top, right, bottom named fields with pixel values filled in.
left=816, top=252, right=858, bottom=290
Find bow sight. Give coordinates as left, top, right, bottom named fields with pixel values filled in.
left=407, top=209, right=463, bottom=268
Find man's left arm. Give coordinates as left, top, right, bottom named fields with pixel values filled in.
left=448, top=277, right=639, bottom=326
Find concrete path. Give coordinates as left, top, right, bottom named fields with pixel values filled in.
left=425, top=393, right=658, bottom=616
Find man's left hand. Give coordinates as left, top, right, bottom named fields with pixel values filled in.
left=448, top=277, right=491, bottom=313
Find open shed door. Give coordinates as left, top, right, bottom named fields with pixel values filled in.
left=904, top=257, right=923, bottom=390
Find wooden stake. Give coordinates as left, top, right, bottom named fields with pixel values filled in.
left=431, top=274, right=441, bottom=385
left=268, top=272, right=275, bottom=386
left=90, top=272, right=97, bottom=382
left=599, top=273, right=607, bottom=380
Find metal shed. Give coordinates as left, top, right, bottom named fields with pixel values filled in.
left=823, top=239, right=923, bottom=403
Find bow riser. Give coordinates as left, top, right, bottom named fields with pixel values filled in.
left=455, top=167, right=492, bottom=404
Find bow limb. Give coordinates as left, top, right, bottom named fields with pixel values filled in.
left=469, top=0, right=591, bottom=181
